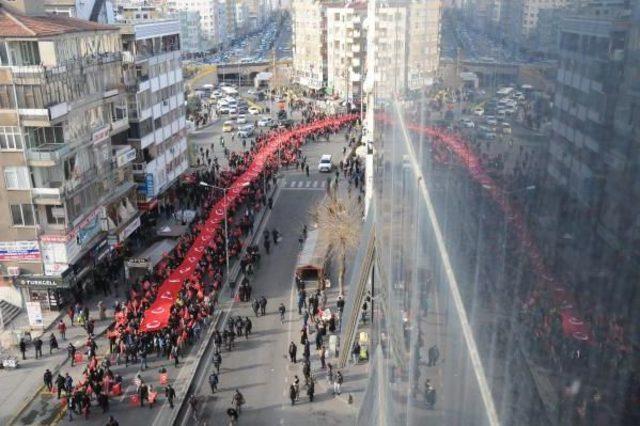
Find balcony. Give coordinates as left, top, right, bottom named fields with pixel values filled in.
left=27, top=144, right=73, bottom=166
left=32, top=187, right=63, bottom=205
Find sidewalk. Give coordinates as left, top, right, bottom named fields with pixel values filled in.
left=0, top=296, right=117, bottom=425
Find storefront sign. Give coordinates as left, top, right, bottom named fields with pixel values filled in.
left=19, top=277, right=59, bottom=287
left=119, top=216, right=141, bottom=242
left=26, top=301, right=44, bottom=327
left=116, top=148, right=137, bottom=167
left=44, top=262, right=69, bottom=277
left=18, top=271, right=75, bottom=289
left=0, top=240, right=41, bottom=262
left=145, top=173, right=155, bottom=197
left=92, top=126, right=110, bottom=144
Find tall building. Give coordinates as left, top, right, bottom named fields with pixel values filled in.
left=326, top=3, right=366, bottom=101
left=544, top=2, right=631, bottom=315
left=0, top=1, right=135, bottom=308
left=119, top=20, right=188, bottom=213
left=167, top=0, right=224, bottom=49
left=291, top=0, right=327, bottom=91
left=45, top=0, right=116, bottom=23
left=167, top=10, right=206, bottom=54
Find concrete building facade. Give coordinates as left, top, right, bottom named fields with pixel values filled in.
left=0, top=2, right=136, bottom=308
left=291, top=0, right=327, bottom=90
left=119, top=20, right=188, bottom=212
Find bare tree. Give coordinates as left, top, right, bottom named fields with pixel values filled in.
left=312, top=193, right=362, bottom=296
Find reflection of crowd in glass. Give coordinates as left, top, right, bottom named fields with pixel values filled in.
left=395, top=104, right=638, bottom=424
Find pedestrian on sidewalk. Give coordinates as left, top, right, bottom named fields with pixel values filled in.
left=165, top=384, right=176, bottom=409
left=19, top=338, right=26, bottom=360
left=34, top=336, right=43, bottom=359
left=244, top=317, right=252, bottom=338
left=55, top=374, right=65, bottom=398
left=428, top=345, right=440, bottom=367
left=213, top=351, right=222, bottom=374
left=43, top=368, right=53, bottom=392
left=279, top=303, right=286, bottom=325
left=307, top=379, right=315, bottom=402
left=320, top=346, right=327, bottom=369
left=252, top=298, right=260, bottom=317
left=67, top=306, right=75, bottom=326
left=106, top=415, right=119, bottom=426
left=57, top=320, right=67, bottom=340
left=289, top=384, right=297, bottom=406
left=259, top=296, right=267, bottom=315
left=288, top=341, right=297, bottom=363
left=209, top=371, right=219, bottom=394
left=334, top=371, right=343, bottom=395
left=49, top=333, right=58, bottom=354
left=139, top=382, right=149, bottom=407
left=68, top=342, right=76, bottom=366
left=352, top=342, right=361, bottom=364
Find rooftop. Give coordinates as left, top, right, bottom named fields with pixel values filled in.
left=0, top=6, right=115, bottom=38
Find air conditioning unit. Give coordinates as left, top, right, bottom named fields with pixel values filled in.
left=7, top=266, right=20, bottom=277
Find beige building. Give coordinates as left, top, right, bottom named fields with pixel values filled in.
left=292, top=0, right=327, bottom=90
left=0, top=1, right=138, bottom=310
left=326, top=3, right=366, bottom=101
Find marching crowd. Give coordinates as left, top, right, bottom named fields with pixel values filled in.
left=37, top=114, right=356, bottom=424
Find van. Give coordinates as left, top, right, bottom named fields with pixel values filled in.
left=318, top=154, right=333, bottom=173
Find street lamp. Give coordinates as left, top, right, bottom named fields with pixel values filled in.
left=199, top=181, right=249, bottom=282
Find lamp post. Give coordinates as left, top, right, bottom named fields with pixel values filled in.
left=199, top=181, right=249, bottom=282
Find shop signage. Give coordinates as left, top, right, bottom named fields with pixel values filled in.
left=116, top=148, right=137, bottom=167
left=0, top=240, right=41, bottom=262
left=119, top=216, right=141, bottom=242
left=92, top=126, right=110, bottom=144
left=18, top=271, right=75, bottom=289
left=19, top=277, right=59, bottom=287
left=26, top=301, right=44, bottom=327
left=44, top=263, right=69, bottom=276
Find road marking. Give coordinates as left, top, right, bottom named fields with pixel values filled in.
left=305, top=181, right=311, bottom=188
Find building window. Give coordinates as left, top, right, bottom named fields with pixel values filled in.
left=10, top=203, right=35, bottom=226
left=3, top=166, right=30, bottom=190
left=45, top=205, right=65, bottom=225
left=0, top=126, right=23, bottom=150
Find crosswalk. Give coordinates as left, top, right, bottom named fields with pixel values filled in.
left=282, top=179, right=328, bottom=190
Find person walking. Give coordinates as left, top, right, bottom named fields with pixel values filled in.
left=208, top=372, right=219, bottom=394
left=67, top=342, right=76, bottom=366
left=139, top=382, right=149, bottom=407
left=252, top=298, right=260, bottom=317
left=19, top=338, right=26, bottom=360
left=49, top=333, right=58, bottom=354
left=428, top=345, right=440, bottom=367
left=244, top=317, right=252, bottom=339
left=165, top=384, right=176, bottom=409
left=293, top=375, right=300, bottom=401
left=213, top=351, right=222, bottom=374
left=278, top=303, right=286, bottom=325
left=106, top=415, right=119, bottom=426
left=34, top=336, right=43, bottom=359
left=232, top=389, right=245, bottom=414
left=425, top=379, right=437, bottom=409
left=259, top=296, right=267, bottom=316
left=289, top=384, right=297, bottom=406
left=307, top=379, right=315, bottom=402
left=352, top=341, right=361, bottom=364
left=334, top=371, right=343, bottom=395
left=288, top=341, right=297, bottom=363
left=55, top=374, right=66, bottom=399
left=43, top=369, right=53, bottom=392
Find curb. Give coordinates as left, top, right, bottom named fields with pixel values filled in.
left=7, top=320, right=115, bottom=426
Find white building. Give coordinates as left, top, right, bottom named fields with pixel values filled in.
left=168, top=10, right=206, bottom=53
left=119, top=20, right=188, bottom=210
left=326, top=3, right=366, bottom=102
left=292, top=0, right=326, bottom=90
left=167, top=0, right=223, bottom=48
left=45, top=0, right=116, bottom=23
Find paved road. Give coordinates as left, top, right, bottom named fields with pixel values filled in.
left=189, top=169, right=356, bottom=426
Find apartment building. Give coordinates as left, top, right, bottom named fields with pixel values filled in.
left=45, top=0, right=116, bottom=23
left=119, top=20, right=188, bottom=213
left=167, top=0, right=224, bottom=48
left=326, top=3, right=366, bottom=102
left=406, top=0, right=440, bottom=90
left=167, top=10, right=206, bottom=54
left=0, top=1, right=135, bottom=308
left=544, top=3, right=630, bottom=303
left=292, top=0, right=327, bottom=90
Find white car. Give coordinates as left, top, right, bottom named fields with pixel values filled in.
left=318, top=154, right=333, bottom=173
left=486, top=118, right=498, bottom=126
left=257, top=117, right=273, bottom=127
left=247, top=89, right=257, bottom=95
left=228, top=106, right=237, bottom=115
left=236, top=115, right=247, bottom=124
left=217, top=106, right=230, bottom=114
left=461, top=119, right=475, bottom=128
left=474, top=107, right=484, bottom=116
left=248, top=106, right=261, bottom=115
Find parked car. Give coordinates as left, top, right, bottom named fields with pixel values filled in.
left=236, top=115, right=247, bottom=124
left=257, top=117, right=273, bottom=127
left=222, top=121, right=235, bottom=132
left=249, top=106, right=261, bottom=115
left=474, top=107, right=484, bottom=116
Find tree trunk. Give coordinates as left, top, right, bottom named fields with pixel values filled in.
left=339, top=251, right=346, bottom=296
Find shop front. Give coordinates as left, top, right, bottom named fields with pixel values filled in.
left=17, top=268, right=76, bottom=311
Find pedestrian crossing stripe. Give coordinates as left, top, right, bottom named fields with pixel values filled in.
left=283, top=180, right=327, bottom=190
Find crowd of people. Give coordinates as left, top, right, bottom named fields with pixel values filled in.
left=35, top=113, right=356, bottom=424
